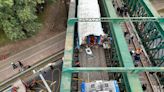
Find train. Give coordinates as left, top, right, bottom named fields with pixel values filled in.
left=77, top=0, right=105, bottom=48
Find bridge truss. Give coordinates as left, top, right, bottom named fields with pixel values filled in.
left=60, top=0, right=164, bottom=92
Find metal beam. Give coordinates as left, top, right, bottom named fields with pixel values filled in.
left=60, top=0, right=76, bottom=92
left=153, top=58, right=164, bottom=61
left=63, top=67, right=164, bottom=73
left=33, top=70, right=52, bottom=92
left=103, top=0, right=143, bottom=92
left=145, top=35, right=161, bottom=42
left=139, top=0, right=164, bottom=40
left=68, top=17, right=164, bottom=23
left=148, top=45, right=164, bottom=51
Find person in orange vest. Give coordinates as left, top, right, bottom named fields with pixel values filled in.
left=134, top=48, right=142, bottom=62
left=136, top=48, right=142, bottom=54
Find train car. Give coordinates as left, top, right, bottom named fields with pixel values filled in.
left=81, top=80, right=120, bottom=92
left=77, top=0, right=105, bottom=47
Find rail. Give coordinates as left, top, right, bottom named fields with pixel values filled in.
left=126, top=17, right=163, bottom=92
left=114, top=0, right=163, bottom=91
left=0, top=50, right=64, bottom=91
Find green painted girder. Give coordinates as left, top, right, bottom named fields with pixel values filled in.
left=148, top=42, right=164, bottom=50
left=68, top=17, right=164, bottom=23
left=138, top=0, right=164, bottom=40
left=153, top=57, right=164, bottom=61
left=63, top=67, right=164, bottom=73
left=143, top=22, right=155, bottom=32
left=130, top=0, right=164, bottom=66
left=130, top=0, right=138, bottom=14
left=148, top=45, right=164, bottom=51
left=153, top=47, right=161, bottom=52
left=103, top=0, right=143, bottom=92
left=60, top=0, right=76, bottom=92
left=128, top=0, right=133, bottom=8
left=61, top=0, right=164, bottom=92
left=145, top=35, right=161, bottom=42
left=143, top=25, right=158, bottom=35
left=60, top=27, right=74, bottom=92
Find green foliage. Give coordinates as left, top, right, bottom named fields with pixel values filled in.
left=0, top=0, right=44, bottom=40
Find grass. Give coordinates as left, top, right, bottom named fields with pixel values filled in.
left=0, top=30, right=11, bottom=46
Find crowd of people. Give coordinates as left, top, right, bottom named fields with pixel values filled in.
left=11, top=61, right=31, bottom=72
left=112, top=0, right=128, bottom=17
left=11, top=61, right=24, bottom=70
left=116, top=5, right=128, bottom=16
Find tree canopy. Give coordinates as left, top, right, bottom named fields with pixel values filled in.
left=0, top=0, right=45, bottom=40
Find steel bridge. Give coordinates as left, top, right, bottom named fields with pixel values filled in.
left=61, top=0, right=164, bottom=92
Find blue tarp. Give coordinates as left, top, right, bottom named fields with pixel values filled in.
left=114, top=80, right=120, bottom=92
left=81, top=81, right=86, bottom=92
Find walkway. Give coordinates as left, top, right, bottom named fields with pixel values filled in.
left=79, top=47, right=109, bottom=81
left=0, top=32, right=66, bottom=82
left=114, top=0, right=161, bottom=91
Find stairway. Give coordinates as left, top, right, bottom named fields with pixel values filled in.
left=104, top=49, right=111, bottom=67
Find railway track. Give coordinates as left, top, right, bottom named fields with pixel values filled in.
left=0, top=50, right=64, bottom=91
left=122, top=22, right=157, bottom=92
left=114, top=0, right=162, bottom=92
left=124, top=19, right=163, bottom=92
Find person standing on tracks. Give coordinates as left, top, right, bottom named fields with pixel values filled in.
left=130, top=50, right=135, bottom=56
left=112, top=0, right=115, bottom=8
left=128, top=34, right=134, bottom=44
left=120, top=7, right=124, bottom=17
left=124, top=30, right=129, bottom=37
left=117, top=7, right=120, bottom=15
left=142, top=84, right=147, bottom=91
left=18, top=61, right=23, bottom=68
left=134, top=48, right=142, bottom=63
left=123, top=4, right=128, bottom=16
left=11, top=62, right=17, bottom=69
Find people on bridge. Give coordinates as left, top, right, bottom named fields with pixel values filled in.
left=134, top=48, right=142, bottom=62
left=123, top=4, right=128, bottom=16
left=124, top=30, right=129, bottom=37
left=75, top=61, right=80, bottom=67
left=120, top=7, right=124, bottom=16
left=117, top=7, right=120, bottom=15
left=128, top=34, right=134, bottom=44
left=130, top=50, right=135, bottom=56
left=142, top=84, right=147, bottom=91
left=11, top=62, right=17, bottom=69
left=18, top=61, right=23, bottom=68
left=112, top=0, right=115, bottom=8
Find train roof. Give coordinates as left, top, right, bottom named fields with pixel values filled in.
left=77, top=0, right=104, bottom=45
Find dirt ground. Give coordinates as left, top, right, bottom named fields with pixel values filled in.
left=150, top=0, right=164, bottom=16
left=0, top=0, right=68, bottom=60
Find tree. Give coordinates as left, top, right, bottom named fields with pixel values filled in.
left=0, top=0, right=44, bottom=40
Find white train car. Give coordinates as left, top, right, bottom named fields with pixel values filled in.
left=81, top=80, right=120, bottom=92
left=77, top=0, right=105, bottom=47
